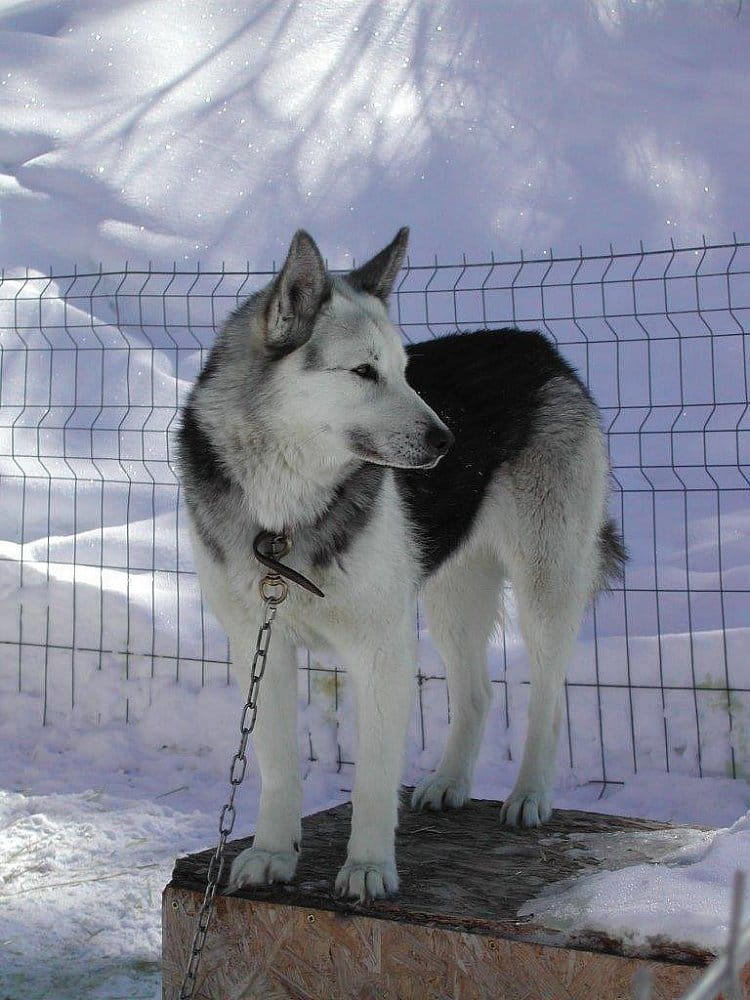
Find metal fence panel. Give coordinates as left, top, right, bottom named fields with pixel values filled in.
left=0, top=241, right=748, bottom=786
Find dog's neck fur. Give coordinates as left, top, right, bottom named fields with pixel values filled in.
left=199, top=394, right=363, bottom=535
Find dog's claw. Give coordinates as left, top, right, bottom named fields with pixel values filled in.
left=335, top=859, right=398, bottom=902
left=226, top=847, right=298, bottom=892
left=500, top=789, right=553, bottom=828
left=411, top=774, right=471, bottom=811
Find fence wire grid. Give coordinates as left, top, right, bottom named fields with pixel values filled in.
left=0, top=238, right=749, bottom=789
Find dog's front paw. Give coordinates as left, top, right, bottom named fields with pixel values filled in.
left=411, top=773, right=471, bottom=811
left=499, top=787, right=552, bottom=828
left=335, top=858, right=398, bottom=902
left=226, top=846, right=298, bottom=893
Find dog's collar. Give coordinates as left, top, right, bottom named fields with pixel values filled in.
left=253, top=530, right=325, bottom=598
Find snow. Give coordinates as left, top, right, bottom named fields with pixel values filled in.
left=1, top=1, right=750, bottom=998
left=0, top=692, right=347, bottom=1000
left=2, top=689, right=748, bottom=998
left=1, top=1, right=748, bottom=273
left=519, top=812, right=750, bottom=955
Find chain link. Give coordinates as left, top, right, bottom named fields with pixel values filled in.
left=177, top=596, right=280, bottom=1000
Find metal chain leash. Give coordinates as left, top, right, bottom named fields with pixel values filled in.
left=177, top=594, right=279, bottom=999
left=177, top=531, right=320, bottom=1000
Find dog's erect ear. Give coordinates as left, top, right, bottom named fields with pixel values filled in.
left=264, top=230, right=329, bottom=357
left=346, top=227, right=409, bottom=303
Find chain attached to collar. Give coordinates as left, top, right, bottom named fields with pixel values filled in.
left=178, top=530, right=323, bottom=999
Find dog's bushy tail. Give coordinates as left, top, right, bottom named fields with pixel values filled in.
left=596, top=519, right=627, bottom=593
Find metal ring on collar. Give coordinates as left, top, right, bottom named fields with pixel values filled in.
left=260, top=575, right=289, bottom=604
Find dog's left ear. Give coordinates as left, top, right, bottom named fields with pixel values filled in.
left=264, top=230, right=329, bottom=357
left=346, top=227, right=409, bottom=303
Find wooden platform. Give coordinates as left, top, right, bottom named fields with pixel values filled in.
left=163, top=796, right=741, bottom=999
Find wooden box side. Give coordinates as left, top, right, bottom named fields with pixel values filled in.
left=162, top=883, right=715, bottom=1000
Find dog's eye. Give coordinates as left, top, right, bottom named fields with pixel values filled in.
left=351, top=364, right=378, bottom=382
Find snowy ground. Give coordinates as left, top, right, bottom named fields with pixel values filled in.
left=2, top=691, right=749, bottom=1000
left=0, top=693, right=345, bottom=1000
left=2, top=1, right=750, bottom=998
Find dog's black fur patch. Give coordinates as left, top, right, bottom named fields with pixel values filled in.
left=176, top=404, right=234, bottom=562
left=396, top=328, right=593, bottom=576
left=307, top=462, right=386, bottom=568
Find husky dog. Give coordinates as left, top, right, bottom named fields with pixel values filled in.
left=176, top=228, right=625, bottom=902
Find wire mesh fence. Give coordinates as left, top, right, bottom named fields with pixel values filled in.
left=0, top=238, right=748, bottom=789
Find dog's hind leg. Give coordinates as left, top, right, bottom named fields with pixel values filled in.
left=411, top=551, right=505, bottom=811
left=227, top=631, right=302, bottom=891
left=499, top=566, right=590, bottom=828
left=497, top=379, right=609, bottom=827
left=501, top=498, right=598, bottom=826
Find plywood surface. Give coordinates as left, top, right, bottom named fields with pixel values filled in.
left=170, top=795, right=710, bottom=962
left=162, top=889, right=719, bottom=1000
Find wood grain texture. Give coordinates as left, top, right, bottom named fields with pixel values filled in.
left=163, top=798, right=742, bottom=999
left=163, top=891, right=724, bottom=1000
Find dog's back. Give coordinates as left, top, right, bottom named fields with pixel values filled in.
left=396, top=328, right=624, bottom=586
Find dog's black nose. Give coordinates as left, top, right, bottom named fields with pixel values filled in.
left=425, top=424, right=454, bottom=455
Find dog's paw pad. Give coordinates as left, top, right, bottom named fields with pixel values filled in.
left=226, top=847, right=298, bottom=892
left=411, top=774, right=471, bottom=811
left=499, top=789, right=552, bottom=828
left=334, top=859, right=398, bottom=902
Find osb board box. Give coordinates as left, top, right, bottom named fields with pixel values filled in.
left=163, top=798, right=742, bottom=1000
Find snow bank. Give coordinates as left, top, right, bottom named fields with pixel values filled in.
left=1, top=1, right=748, bottom=274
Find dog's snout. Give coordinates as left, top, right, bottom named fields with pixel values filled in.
left=425, top=424, right=454, bottom=456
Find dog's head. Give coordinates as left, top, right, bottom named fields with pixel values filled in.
left=222, top=228, right=453, bottom=471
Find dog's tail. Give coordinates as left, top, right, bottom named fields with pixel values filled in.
left=595, top=518, right=627, bottom=593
